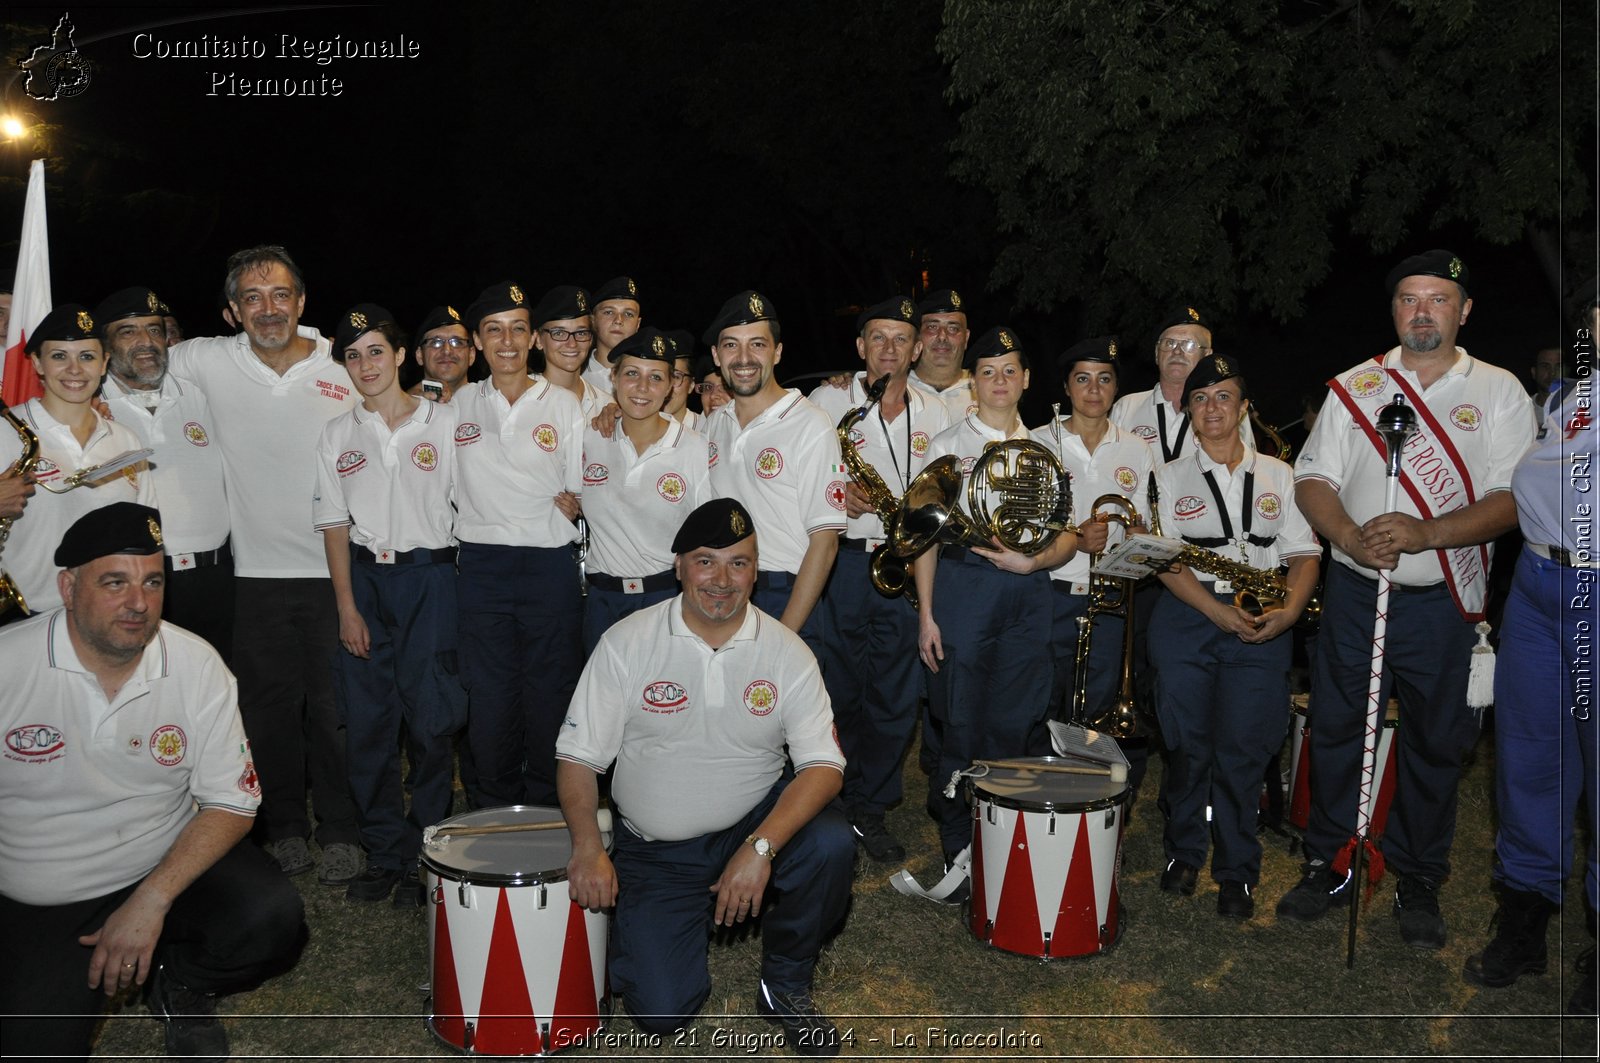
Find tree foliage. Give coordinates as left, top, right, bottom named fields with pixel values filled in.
left=939, top=0, right=1589, bottom=326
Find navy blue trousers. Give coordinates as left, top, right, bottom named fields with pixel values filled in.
left=334, top=559, right=466, bottom=871
left=1304, top=562, right=1480, bottom=880
left=1150, top=590, right=1291, bottom=884
left=608, top=782, right=855, bottom=1034
left=1492, top=545, right=1600, bottom=908
left=458, top=543, right=583, bottom=807
left=1050, top=585, right=1124, bottom=726
left=0, top=839, right=304, bottom=1062
left=816, top=548, right=922, bottom=816
left=582, top=582, right=677, bottom=655
left=924, top=555, right=1053, bottom=854
left=753, top=570, right=826, bottom=659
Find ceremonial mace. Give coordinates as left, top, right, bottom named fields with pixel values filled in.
left=1340, top=393, right=1416, bottom=968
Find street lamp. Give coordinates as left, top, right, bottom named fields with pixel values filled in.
left=0, top=115, right=25, bottom=140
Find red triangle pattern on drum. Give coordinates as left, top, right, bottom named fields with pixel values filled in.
left=548, top=901, right=599, bottom=1052
left=430, top=892, right=466, bottom=1048
left=968, top=815, right=988, bottom=941
left=988, top=814, right=1043, bottom=955
left=477, top=889, right=542, bottom=1055
left=1053, top=812, right=1100, bottom=956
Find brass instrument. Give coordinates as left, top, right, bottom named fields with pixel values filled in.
left=835, top=374, right=917, bottom=604
left=1170, top=541, right=1320, bottom=624
left=0, top=400, right=41, bottom=616
left=1248, top=407, right=1292, bottom=460
left=1071, top=494, right=1146, bottom=738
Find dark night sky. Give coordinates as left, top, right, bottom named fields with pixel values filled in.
left=0, top=2, right=1584, bottom=427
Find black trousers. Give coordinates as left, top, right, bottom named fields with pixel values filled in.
left=0, top=839, right=305, bottom=1062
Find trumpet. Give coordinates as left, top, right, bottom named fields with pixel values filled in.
left=0, top=401, right=40, bottom=616
left=834, top=374, right=918, bottom=605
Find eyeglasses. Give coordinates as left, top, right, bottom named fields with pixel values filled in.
left=695, top=381, right=727, bottom=395
left=670, top=370, right=691, bottom=383
left=424, top=336, right=470, bottom=351
left=1158, top=338, right=1208, bottom=356
left=542, top=327, right=593, bottom=343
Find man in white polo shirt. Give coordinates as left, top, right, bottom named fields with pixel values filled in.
left=1111, top=306, right=1251, bottom=463
left=95, top=285, right=233, bottom=659
left=0, top=504, right=304, bottom=1062
left=701, top=290, right=843, bottom=649
left=454, top=280, right=586, bottom=807
left=581, top=275, right=643, bottom=395
left=168, top=245, right=361, bottom=884
left=558, top=497, right=853, bottom=1056
left=908, top=288, right=975, bottom=423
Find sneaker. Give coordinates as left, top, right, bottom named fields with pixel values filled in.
left=1275, top=860, right=1354, bottom=923
left=1394, top=875, right=1447, bottom=950
left=147, top=964, right=228, bottom=1063
left=1159, top=859, right=1199, bottom=896
left=756, top=980, right=840, bottom=1057
left=346, top=864, right=401, bottom=902
left=850, top=814, right=906, bottom=863
left=318, top=842, right=364, bottom=886
left=393, top=867, right=426, bottom=909
left=264, top=836, right=313, bottom=877
left=1217, top=881, right=1254, bottom=920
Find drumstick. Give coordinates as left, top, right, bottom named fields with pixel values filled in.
left=975, top=758, right=1129, bottom=784
left=422, top=809, right=615, bottom=850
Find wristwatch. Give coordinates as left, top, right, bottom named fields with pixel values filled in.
left=745, top=834, right=777, bottom=861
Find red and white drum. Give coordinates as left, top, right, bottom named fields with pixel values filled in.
left=967, top=760, right=1126, bottom=959
left=422, top=806, right=610, bottom=1056
left=1287, top=695, right=1399, bottom=837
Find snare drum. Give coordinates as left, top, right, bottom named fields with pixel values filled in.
left=1287, top=695, right=1399, bottom=837
left=967, top=759, right=1127, bottom=959
left=422, top=806, right=611, bottom=1056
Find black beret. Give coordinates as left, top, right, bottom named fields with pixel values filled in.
left=965, top=325, right=1026, bottom=369
left=465, top=281, right=530, bottom=332
left=0, top=269, right=13, bottom=294
left=665, top=329, right=697, bottom=362
left=1058, top=335, right=1120, bottom=379
left=592, top=276, right=641, bottom=307
left=55, top=502, right=165, bottom=568
left=25, top=304, right=97, bottom=355
left=1385, top=249, right=1469, bottom=297
left=529, top=285, right=591, bottom=327
left=413, top=305, right=468, bottom=351
left=92, top=286, right=166, bottom=331
left=855, top=296, right=920, bottom=334
left=611, top=326, right=673, bottom=364
left=917, top=288, right=966, bottom=317
left=1154, top=305, right=1210, bottom=338
left=693, top=354, right=721, bottom=381
left=332, top=303, right=397, bottom=355
left=671, top=497, right=755, bottom=554
left=1181, top=353, right=1247, bottom=408
left=702, top=290, right=778, bottom=348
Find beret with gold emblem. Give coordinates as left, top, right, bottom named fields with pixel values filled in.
left=333, top=303, right=397, bottom=356
left=702, top=289, right=779, bottom=348
left=1181, top=352, right=1248, bottom=408
left=1154, top=304, right=1209, bottom=338
left=25, top=303, right=98, bottom=355
left=855, top=295, right=921, bottom=334
left=1384, top=249, right=1469, bottom=297
left=610, top=326, right=673, bottom=365
left=964, top=325, right=1028, bottom=369
left=916, top=288, right=966, bottom=317
left=529, top=285, right=592, bottom=328
left=671, top=497, right=756, bottom=554
left=665, top=329, right=697, bottom=362
left=91, top=286, right=167, bottom=334
left=1058, top=334, right=1120, bottom=379
left=413, top=304, right=468, bottom=351
left=592, top=275, right=641, bottom=310
left=465, top=281, right=529, bottom=333
left=56, top=502, right=165, bottom=568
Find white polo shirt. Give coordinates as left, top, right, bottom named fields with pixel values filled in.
left=910, top=370, right=976, bottom=423
left=571, top=377, right=611, bottom=422
left=313, top=398, right=458, bottom=552
left=101, top=373, right=230, bottom=556
left=1111, top=388, right=1252, bottom=463
left=0, top=400, right=156, bottom=614
left=1156, top=449, right=1319, bottom=581
left=1295, top=348, right=1534, bottom=586
left=926, top=412, right=1033, bottom=518
left=453, top=375, right=585, bottom=548
left=809, top=374, right=950, bottom=544
left=580, top=360, right=616, bottom=399
left=704, top=390, right=846, bottom=574
left=1030, top=418, right=1155, bottom=585
left=0, top=611, right=258, bottom=905
left=169, top=328, right=355, bottom=578
left=580, top=416, right=713, bottom=578
left=556, top=597, right=844, bottom=842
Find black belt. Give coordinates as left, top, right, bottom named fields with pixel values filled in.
left=840, top=536, right=885, bottom=552
left=1530, top=542, right=1600, bottom=569
left=587, top=570, right=677, bottom=594
left=756, top=570, right=796, bottom=591
left=1182, top=534, right=1277, bottom=549
left=938, top=544, right=988, bottom=565
left=352, top=544, right=456, bottom=566
left=166, top=541, right=231, bottom=572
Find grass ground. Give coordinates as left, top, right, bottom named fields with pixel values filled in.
left=90, top=727, right=1596, bottom=1061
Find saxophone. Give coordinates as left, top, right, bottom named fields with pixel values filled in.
left=835, top=374, right=915, bottom=604
left=0, top=400, right=41, bottom=616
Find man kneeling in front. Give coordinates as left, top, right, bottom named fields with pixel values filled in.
left=557, top=497, right=855, bottom=1056
left=0, top=504, right=304, bottom=1062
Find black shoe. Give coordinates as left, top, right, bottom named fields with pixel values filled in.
left=1394, top=875, right=1447, bottom=950
left=1568, top=945, right=1597, bottom=1015
left=147, top=965, right=228, bottom=1063
left=392, top=867, right=426, bottom=909
left=756, top=980, right=840, bottom=1057
left=346, top=864, right=402, bottom=903
left=1217, top=881, right=1254, bottom=920
left=1159, top=859, right=1199, bottom=896
left=1463, top=886, right=1552, bottom=987
left=1275, top=859, right=1354, bottom=923
left=850, top=814, right=906, bottom=863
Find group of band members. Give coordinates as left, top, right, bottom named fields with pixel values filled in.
left=0, top=244, right=1594, bottom=1059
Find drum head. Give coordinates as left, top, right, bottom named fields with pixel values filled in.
left=420, top=805, right=572, bottom=886
left=971, top=758, right=1126, bottom=813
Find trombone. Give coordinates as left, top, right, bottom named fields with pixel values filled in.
left=1069, top=494, right=1146, bottom=739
